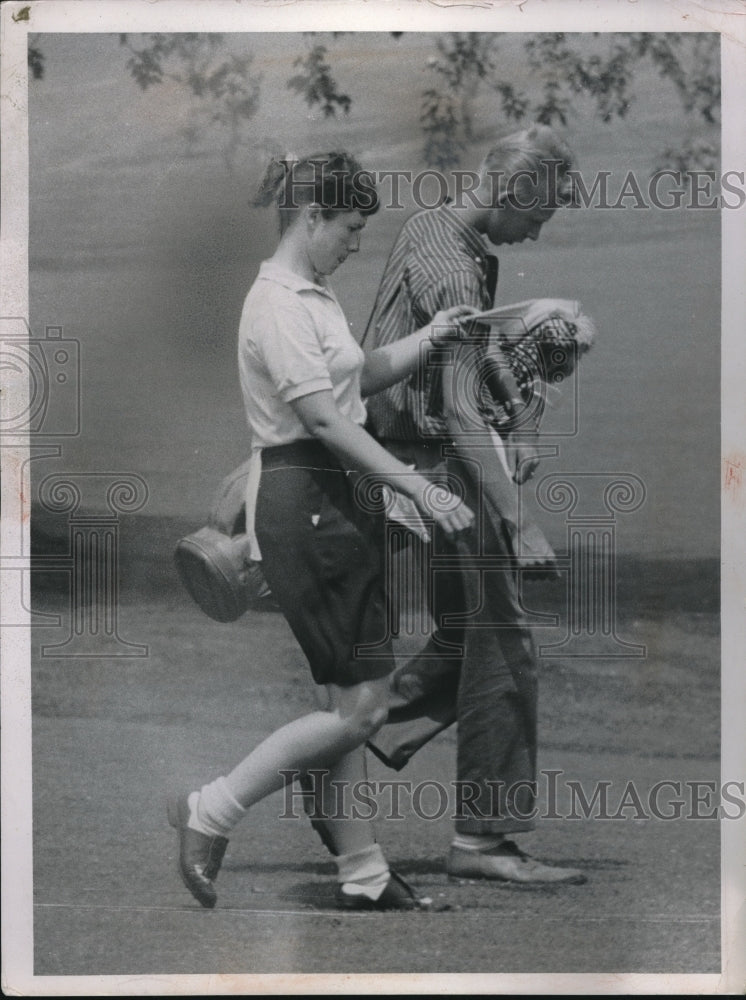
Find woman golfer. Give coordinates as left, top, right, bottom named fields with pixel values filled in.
left=168, top=151, right=475, bottom=911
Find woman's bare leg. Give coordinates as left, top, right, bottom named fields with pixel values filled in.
left=312, top=743, right=376, bottom=855
left=222, top=676, right=389, bottom=809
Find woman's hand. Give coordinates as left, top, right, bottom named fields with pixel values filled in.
left=361, top=305, right=482, bottom=397
left=408, top=475, right=475, bottom=538
left=427, top=305, right=480, bottom=345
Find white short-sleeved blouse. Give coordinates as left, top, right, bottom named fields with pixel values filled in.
left=238, top=261, right=367, bottom=449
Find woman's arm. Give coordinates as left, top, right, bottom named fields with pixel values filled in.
left=289, top=390, right=474, bottom=538
left=359, top=305, right=477, bottom=397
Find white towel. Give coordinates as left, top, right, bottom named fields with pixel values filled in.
left=243, top=447, right=263, bottom=561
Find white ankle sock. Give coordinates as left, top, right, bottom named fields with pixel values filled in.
left=452, top=832, right=505, bottom=852
left=336, top=844, right=390, bottom=900
left=187, top=776, right=246, bottom=838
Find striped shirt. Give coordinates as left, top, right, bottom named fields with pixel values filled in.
left=362, top=203, right=498, bottom=441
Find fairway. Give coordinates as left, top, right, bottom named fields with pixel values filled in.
left=30, top=533, right=720, bottom=974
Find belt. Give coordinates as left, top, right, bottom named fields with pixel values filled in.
left=260, top=439, right=345, bottom=471
left=250, top=440, right=351, bottom=560
left=380, top=437, right=455, bottom=471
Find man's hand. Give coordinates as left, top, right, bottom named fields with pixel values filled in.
left=511, top=520, right=560, bottom=579
left=506, top=428, right=541, bottom=485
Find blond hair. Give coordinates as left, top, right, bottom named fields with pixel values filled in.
left=480, top=124, right=576, bottom=208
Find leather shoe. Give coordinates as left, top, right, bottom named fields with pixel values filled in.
left=167, top=794, right=229, bottom=908
left=336, top=870, right=432, bottom=911
left=447, top=840, right=586, bottom=885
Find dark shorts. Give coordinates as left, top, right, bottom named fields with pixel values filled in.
left=255, top=440, right=395, bottom=688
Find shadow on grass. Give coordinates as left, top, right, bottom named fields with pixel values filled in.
left=31, top=508, right=719, bottom=619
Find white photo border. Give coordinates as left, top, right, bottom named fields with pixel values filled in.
left=2, top=0, right=744, bottom=995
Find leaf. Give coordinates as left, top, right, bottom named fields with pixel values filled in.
left=287, top=43, right=351, bottom=118
left=28, top=44, right=45, bottom=81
